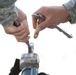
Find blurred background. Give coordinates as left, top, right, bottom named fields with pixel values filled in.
left=0, top=0, right=76, bottom=75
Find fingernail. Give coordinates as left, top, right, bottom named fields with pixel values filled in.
left=34, top=29, right=39, bottom=38
left=34, top=33, right=38, bottom=38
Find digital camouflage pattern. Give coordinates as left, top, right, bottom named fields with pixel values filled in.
left=0, top=0, right=76, bottom=27
left=0, top=0, right=18, bottom=27
left=0, top=0, right=17, bottom=6
left=64, top=0, right=76, bottom=24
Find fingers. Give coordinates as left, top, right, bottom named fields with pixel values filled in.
left=16, top=36, right=30, bottom=42
left=47, top=24, right=57, bottom=29
left=4, top=24, right=24, bottom=34
left=13, top=27, right=30, bottom=42
left=32, top=14, right=47, bottom=38
left=14, top=20, right=30, bottom=42
left=4, top=19, right=30, bottom=42
left=34, top=19, right=49, bottom=38
left=32, top=14, right=45, bottom=29
left=34, top=26, right=41, bottom=38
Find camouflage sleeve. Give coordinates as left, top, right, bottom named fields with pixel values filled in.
left=0, top=4, right=18, bottom=27
left=63, top=0, right=76, bottom=24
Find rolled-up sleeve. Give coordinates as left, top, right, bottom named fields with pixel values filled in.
left=63, top=0, right=76, bottom=24
left=0, top=4, right=18, bottom=27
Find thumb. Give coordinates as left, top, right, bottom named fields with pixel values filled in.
left=34, top=25, right=41, bottom=38
left=34, top=22, right=46, bottom=38
left=34, top=19, right=47, bottom=38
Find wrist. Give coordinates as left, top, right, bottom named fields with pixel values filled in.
left=60, top=5, right=71, bottom=23
left=17, top=8, right=27, bottom=22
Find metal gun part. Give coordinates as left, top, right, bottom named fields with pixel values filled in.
left=14, top=21, right=39, bottom=75
left=56, top=26, right=72, bottom=38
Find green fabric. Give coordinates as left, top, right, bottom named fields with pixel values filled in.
left=0, top=0, right=17, bottom=6
left=63, top=0, right=76, bottom=24
left=0, top=4, right=18, bottom=27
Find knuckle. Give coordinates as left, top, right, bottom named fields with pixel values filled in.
left=41, top=6, right=46, bottom=9
left=4, top=29, right=11, bottom=34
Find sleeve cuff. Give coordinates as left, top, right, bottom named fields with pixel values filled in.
left=63, top=0, right=76, bottom=24
left=0, top=4, right=18, bottom=27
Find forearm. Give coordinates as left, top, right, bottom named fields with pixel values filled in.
left=63, top=0, right=76, bottom=24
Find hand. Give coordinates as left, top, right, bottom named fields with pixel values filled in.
left=4, top=8, right=30, bottom=42
left=32, top=6, right=70, bottom=38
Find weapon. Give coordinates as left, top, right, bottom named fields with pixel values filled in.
left=20, top=42, right=39, bottom=75
left=8, top=14, right=72, bottom=75
left=9, top=21, right=40, bottom=75
left=56, top=26, right=72, bottom=38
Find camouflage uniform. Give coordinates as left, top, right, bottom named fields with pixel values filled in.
left=0, top=0, right=18, bottom=27
left=63, top=0, right=76, bottom=24
left=0, top=0, right=76, bottom=27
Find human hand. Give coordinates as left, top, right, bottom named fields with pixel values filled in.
left=4, top=8, right=30, bottom=42
left=32, top=6, right=70, bottom=38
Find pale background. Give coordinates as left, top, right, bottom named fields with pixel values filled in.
left=0, top=0, right=76, bottom=75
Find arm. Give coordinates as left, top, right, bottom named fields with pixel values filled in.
left=0, top=0, right=30, bottom=42
left=32, top=0, right=76, bottom=38
left=32, top=6, right=70, bottom=38
left=4, top=7, right=30, bottom=42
